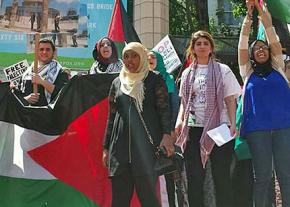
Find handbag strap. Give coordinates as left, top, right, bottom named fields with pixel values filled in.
left=134, top=100, right=155, bottom=147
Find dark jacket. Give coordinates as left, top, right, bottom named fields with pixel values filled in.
left=104, top=72, right=171, bottom=177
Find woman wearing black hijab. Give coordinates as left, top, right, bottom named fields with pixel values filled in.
left=89, top=37, right=123, bottom=74
left=238, top=1, right=290, bottom=206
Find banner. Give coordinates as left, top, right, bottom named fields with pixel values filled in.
left=0, top=0, right=127, bottom=70
left=153, top=35, right=182, bottom=73
left=3, top=59, right=29, bottom=85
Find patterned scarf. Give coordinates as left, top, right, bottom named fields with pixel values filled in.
left=176, top=59, right=224, bottom=167
left=21, top=60, right=61, bottom=103
left=119, top=42, right=149, bottom=112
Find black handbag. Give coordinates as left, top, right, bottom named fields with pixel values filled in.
left=134, top=101, right=181, bottom=175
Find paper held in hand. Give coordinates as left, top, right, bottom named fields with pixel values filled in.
left=207, top=123, right=235, bottom=147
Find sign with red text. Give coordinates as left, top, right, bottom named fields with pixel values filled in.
left=153, top=35, right=181, bottom=73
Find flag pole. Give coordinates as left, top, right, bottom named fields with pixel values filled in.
left=33, top=33, right=40, bottom=94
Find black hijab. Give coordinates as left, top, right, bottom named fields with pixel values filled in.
left=92, top=37, right=119, bottom=72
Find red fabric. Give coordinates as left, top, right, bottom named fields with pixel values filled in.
left=108, top=0, right=125, bottom=42
left=28, top=98, right=142, bottom=207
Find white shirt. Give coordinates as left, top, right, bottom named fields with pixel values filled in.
left=180, top=63, right=241, bottom=127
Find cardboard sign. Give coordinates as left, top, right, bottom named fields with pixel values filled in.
left=153, top=35, right=182, bottom=73
left=3, top=60, right=29, bottom=86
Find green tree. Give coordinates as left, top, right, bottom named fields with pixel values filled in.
left=169, top=0, right=209, bottom=36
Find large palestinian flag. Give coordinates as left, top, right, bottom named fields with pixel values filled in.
left=0, top=75, right=116, bottom=207
left=0, top=75, right=171, bottom=207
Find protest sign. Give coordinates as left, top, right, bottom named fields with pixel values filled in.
left=153, top=35, right=181, bottom=73
left=3, top=60, right=29, bottom=86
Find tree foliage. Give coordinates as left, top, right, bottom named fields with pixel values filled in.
left=169, top=0, right=209, bottom=36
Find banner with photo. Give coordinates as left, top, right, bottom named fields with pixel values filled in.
left=0, top=0, right=127, bottom=72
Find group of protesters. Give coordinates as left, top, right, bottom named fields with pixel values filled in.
left=4, top=0, right=290, bottom=207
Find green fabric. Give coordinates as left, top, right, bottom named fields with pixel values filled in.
left=257, top=23, right=266, bottom=41
left=151, top=51, right=175, bottom=93
left=0, top=176, right=98, bottom=207
left=266, top=0, right=290, bottom=23
left=235, top=97, right=252, bottom=160
left=114, top=41, right=126, bottom=59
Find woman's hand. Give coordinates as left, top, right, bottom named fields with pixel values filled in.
left=230, top=124, right=237, bottom=138
left=159, top=134, right=175, bottom=157
left=102, top=149, right=109, bottom=167
left=246, top=0, right=255, bottom=18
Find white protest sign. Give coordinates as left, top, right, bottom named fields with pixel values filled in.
left=153, top=35, right=182, bottom=73
left=3, top=60, right=29, bottom=86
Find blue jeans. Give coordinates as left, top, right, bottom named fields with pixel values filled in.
left=246, top=128, right=290, bottom=207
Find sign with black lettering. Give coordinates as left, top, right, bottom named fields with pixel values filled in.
left=3, top=60, right=29, bottom=86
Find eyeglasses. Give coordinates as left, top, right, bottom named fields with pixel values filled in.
left=253, top=45, right=269, bottom=51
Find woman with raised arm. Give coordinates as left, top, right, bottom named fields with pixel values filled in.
left=238, top=1, right=290, bottom=206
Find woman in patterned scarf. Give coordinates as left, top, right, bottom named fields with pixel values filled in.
left=89, top=37, right=123, bottom=74
left=175, top=31, right=241, bottom=207
left=103, top=42, right=174, bottom=207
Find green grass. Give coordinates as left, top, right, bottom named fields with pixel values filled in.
left=0, top=52, right=94, bottom=70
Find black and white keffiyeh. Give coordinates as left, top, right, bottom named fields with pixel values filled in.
left=20, top=60, right=62, bottom=103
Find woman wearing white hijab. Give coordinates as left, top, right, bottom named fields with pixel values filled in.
left=103, top=42, right=174, bottom=207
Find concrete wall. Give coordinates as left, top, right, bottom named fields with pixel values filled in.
left=133, top=0, right=169, bottom=49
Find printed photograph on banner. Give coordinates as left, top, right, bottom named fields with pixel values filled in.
left=0, top=0, right=127, bottom=70
left=0, top=0, right=87, bottom=51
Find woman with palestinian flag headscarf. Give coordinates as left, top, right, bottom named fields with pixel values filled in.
left=102, top=42, right=174, bottom=207
left=238, top=0, right=290, bottom=206
left=89, top=37, right=123, bottom=74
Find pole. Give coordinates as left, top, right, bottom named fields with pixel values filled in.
left=33, top=33, right=40, bottom=94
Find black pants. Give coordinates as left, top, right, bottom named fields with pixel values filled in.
left=232, top=158, right=254, bottom=207
left=184, top=127, right=234, bottom=207
left=165, top=173, right=176, bottom=207
left=111, top=167, right=160, bottom=207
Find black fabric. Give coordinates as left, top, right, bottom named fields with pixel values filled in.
left=104, top=72, right=171, bottom=177
left=111, top=166, right=159, bottom=207
left=251, top=60, right=273, bottom=77
left=184, top=127, right=235, bottom=207
left=120, top=1, right=141, bottom=43
left=0, top=74, right=117, bottom=135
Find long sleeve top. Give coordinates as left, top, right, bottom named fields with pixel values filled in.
left=103, top=71, right=171, bottom=177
